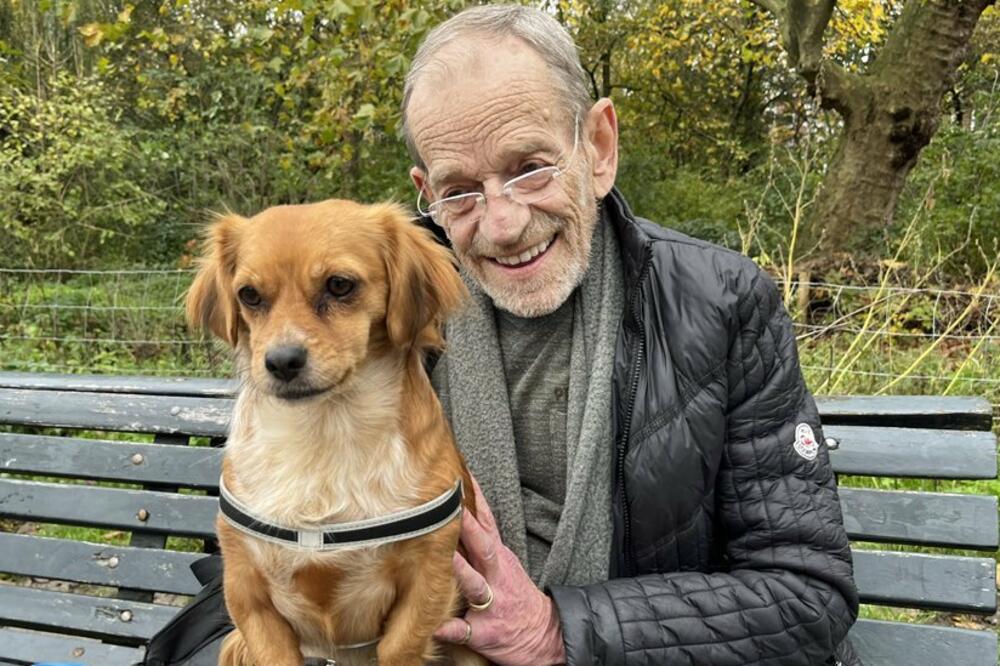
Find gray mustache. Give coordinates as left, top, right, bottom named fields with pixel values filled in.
left=469, top=210, right=564, bottom=256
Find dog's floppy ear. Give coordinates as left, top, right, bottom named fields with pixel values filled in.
left=380, top=204, right=467, bottom=350
left=185, top=213, right=245, bottom=347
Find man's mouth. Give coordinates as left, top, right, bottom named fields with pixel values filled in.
left=489, top=236, right=555, bottom=269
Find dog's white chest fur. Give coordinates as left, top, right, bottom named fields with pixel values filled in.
left=224, top=359, right=420, bottom=656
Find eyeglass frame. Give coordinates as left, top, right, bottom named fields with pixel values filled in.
left=414, top=114, right=581, bottom=227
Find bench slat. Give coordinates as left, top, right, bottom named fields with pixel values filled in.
left=850, top=618, right=997, bottom=666
left=0, top=583, right=175, bottom=643
left=0, top=388, right=229, bottom=437
left=852, top=550, right=996, bottom=613
left=4, top=425, right=996, bottom=488
left=0, top=371, right=236, bottom=398
left=816, top=395, right=993, bottom=430
left=4, top=478, right=995, bottom=549
left=0, top=372, right=992, bottom=428
left=2, top=604, right=994, bottom=666
left=0, top=532, right=203, bottom=596
left=839, top=487, right=999, bottom=550
left=0, top=478, right=217, bottom=539
left=1, top=530, right=989, bottom=614
left=0, top=433, right=221, bottom=489
left=2, top=384, right=992, bottom=437
left=826, top=425, right=998, bottom=479
left=0, top=626, right=144, bottom=666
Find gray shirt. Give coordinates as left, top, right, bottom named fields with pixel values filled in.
left=496, top=297, right=574, bottom=580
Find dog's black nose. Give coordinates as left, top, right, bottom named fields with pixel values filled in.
left=265, top=345, right=307, bottom=382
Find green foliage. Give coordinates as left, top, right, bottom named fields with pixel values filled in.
left=1, top=0, right=470, bottom=268
left=83, top=0, right=466, bottom=198
left=893, top=117, right=1000, bottom=279
left=557, top=0, right=792, bottom=172
left=616, top=155, right=750, bottom=250
left=0, top=0, right=996, bottom=280
left=0, top=72, right=166, bottom=267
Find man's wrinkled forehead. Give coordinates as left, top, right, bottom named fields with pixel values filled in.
left=407, top=36, right=568, bottom=170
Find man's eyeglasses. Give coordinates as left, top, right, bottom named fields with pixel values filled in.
left=416, top=117, right=580, bottom=228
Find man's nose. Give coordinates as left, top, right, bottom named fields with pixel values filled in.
left=478, top=191, right=531, bottom=247
left=265, top=344, right=307, bottom=382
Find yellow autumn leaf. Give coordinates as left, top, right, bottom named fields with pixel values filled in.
left=78, top=23, right=104, bottom=47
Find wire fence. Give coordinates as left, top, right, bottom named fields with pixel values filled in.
left=1, top=269, right=998, bottom=407
left=0, top=267, right=228, bottom=376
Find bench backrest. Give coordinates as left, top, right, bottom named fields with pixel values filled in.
left=0, top=372, right=996, bottom=665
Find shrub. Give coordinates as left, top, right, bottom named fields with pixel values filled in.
left=0, top=73, right=166, bottom=267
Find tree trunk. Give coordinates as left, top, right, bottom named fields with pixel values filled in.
left=803, top=0, right=995, bottom=255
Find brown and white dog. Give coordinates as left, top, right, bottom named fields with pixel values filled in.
left=185, top=200, right=482, bottom=665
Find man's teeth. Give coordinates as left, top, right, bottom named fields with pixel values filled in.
left=494, top=238, right=553, bottom=266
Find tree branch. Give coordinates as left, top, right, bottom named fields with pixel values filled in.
left=787, top=0, right=836, bottom=81
left=815, top=60, right=866, bottom=115
left=751, top=0, right=835, bottom=85
left=749, top=0, right=785, bottom=15
left=583, top=63, right=600, bottom=101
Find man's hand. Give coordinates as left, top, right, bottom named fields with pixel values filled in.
left=435, top=476, right=567, bottom=666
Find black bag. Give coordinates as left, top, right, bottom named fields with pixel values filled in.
left=140, top=553, right=234, bottom=666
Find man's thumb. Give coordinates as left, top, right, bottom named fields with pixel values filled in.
left=434, top=618, right=471, bottom=644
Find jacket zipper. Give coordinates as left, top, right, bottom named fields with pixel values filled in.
left=616, top=251, right=650, bottom=577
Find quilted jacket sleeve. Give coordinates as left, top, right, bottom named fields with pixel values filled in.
left=549, top=270, right=859, bottom=665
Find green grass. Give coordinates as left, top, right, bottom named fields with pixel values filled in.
left=0, top=271, right=232, bottom=376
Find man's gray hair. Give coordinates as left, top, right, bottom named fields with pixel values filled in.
left=401, top=4, right=592, bottom=168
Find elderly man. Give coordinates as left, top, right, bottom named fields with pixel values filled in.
left=403, top=4, right=859, bottom=666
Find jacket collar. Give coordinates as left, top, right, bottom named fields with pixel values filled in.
left=602, top=187, right=652, bottom=300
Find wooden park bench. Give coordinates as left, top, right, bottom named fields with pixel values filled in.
left=0, top=371, right=996, bottom=665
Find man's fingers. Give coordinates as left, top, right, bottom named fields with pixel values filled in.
left=459, top=508, right=500, bottom=576
left=453, top=551, right=493, bottom=606
left=469, top=474, right=499, bottom=532
left=434, top=617, right=470, bottom=644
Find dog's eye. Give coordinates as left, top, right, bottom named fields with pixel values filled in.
left=238, top=286, right=262, bottom=307
left=326, top=276, right=355, bottom=299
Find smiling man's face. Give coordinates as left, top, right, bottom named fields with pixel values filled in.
left=407, top=36, right=600, bottom=318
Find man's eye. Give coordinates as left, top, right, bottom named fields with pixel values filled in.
left=442, top=195, right=477, bottom=214
left=442, top=187, right=473, bottom=199
left=519, top=161, right=547, bottom=175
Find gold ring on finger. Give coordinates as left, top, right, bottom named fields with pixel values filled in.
left=468, top=583, right=494, bottom=612
left=458, top=619, right=472, bottom=645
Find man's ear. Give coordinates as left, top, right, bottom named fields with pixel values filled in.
left=184, top=213, right=245, bottom=347
left=586, top=98, right=619, bottom=198
left=379, top=203, right=467, bottom=350
left=410, top=166, right=443, bottom=228
left=409, top=166, right=426, bottom=193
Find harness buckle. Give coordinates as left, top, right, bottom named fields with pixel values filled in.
left=298, top=529, right=324, bottom=548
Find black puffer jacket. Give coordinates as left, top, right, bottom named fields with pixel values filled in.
left=547, top=189, right=859, bottom=665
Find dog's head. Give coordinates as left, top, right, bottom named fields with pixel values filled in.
left=185, top=200, right=466, bottom=401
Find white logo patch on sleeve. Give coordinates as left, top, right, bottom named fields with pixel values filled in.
left=793, top=423, right=819, bottom=460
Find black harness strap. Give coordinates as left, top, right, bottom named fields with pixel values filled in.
left=218, top=480, right=464, bottom=550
